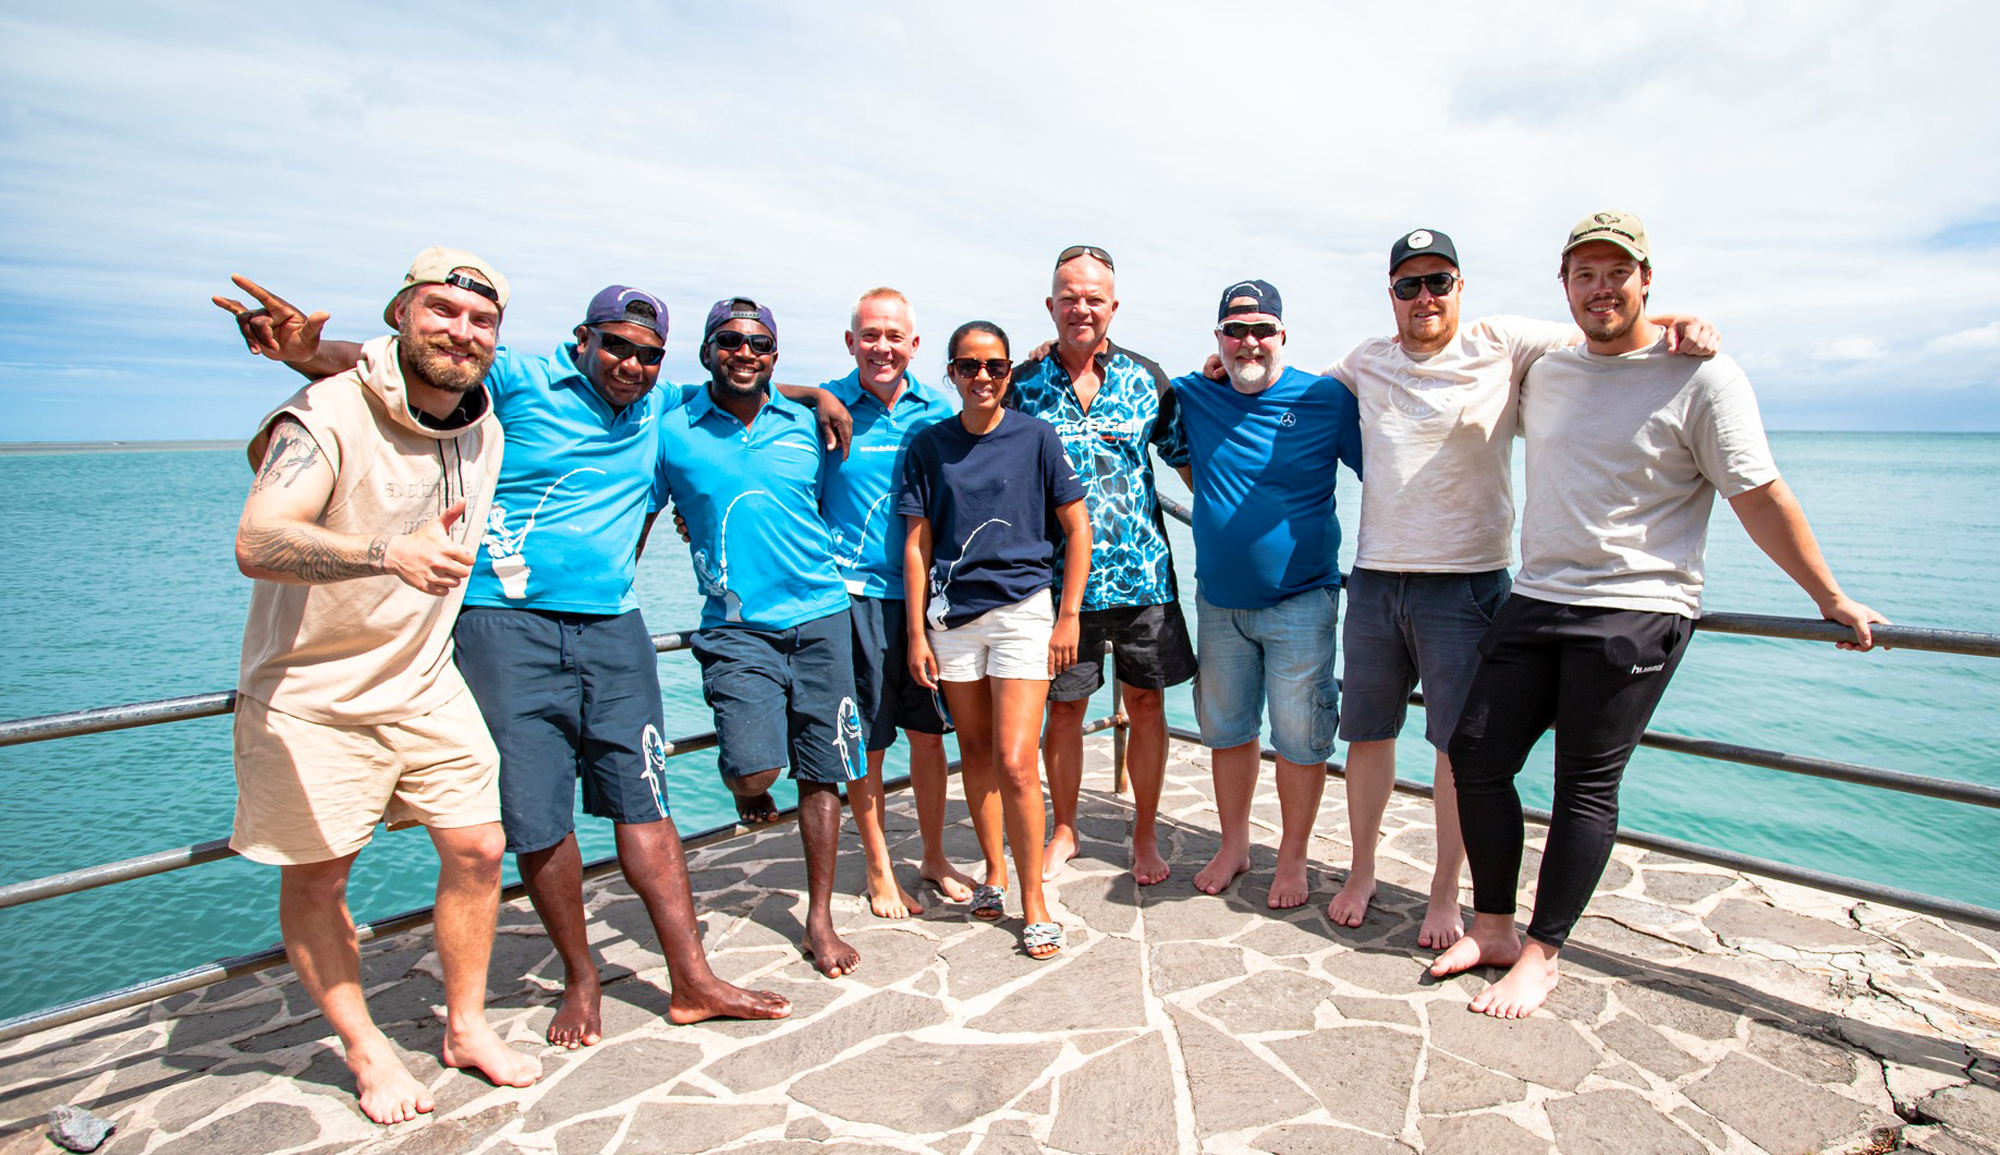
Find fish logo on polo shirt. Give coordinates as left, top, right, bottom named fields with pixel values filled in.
left=693, top=490, right=768, bottom=622
left=484, top=466, right=609, bottom=599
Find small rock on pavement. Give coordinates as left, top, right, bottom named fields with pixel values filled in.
left=49, top=1105, right=115, bottom=1153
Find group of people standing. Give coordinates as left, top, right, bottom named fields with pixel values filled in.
left=213, top=212, right=1883, bottom=1124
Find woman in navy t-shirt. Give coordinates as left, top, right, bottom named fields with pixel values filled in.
left=899, top=321, right=1089, bottom=960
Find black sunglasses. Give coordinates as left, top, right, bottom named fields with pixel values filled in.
left=1392, top=272, right=1459, bottom=301
left=593, top=330, right=665, bottom=366
left=710, top=330, right=776, bottom=355
left=1055, top=244, right=1115, bottom=272
left=442, top=271, right=500, bottom=304
left=949, top=358, right=1012, bottom=380
left=1218, top=321, right=1281, bottom=340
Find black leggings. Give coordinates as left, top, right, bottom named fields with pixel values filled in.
left=1447, top=595, right=1693, bottom=949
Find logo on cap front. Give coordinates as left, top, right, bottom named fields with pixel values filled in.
left=1593, top=212, right=1618, bottom=226
left=1407, top=230, right=1434, bottom=249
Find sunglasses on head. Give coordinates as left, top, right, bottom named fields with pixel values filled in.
left=709, top=330, right=776, bottom=355
left=1218, top=321, right=1281, bottom=340
left=593, top=329, right=665, bottom=365
left=1392, top=272, right=1459, bottom=301
left=1055, top=244, right=1115, bottom=272
left=949, top=358, right=1012, bottom=380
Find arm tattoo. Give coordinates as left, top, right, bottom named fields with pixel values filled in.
left=240, top=524, right=393, bottom=583
left=251, top=420, right=323, bottom=494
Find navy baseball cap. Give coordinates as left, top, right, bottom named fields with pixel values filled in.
left=583, top=286, right=668, bottom=339
left=703, top=296, right=778, bottom=342
left=1389, top=228, right=1460, bottom=274
left=1217, top=279, right=1282, bottom=321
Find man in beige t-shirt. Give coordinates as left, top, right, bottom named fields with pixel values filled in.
left=1325, top=228, right=1719, bottom=950
left=230, top=248, right=538, bottom=1122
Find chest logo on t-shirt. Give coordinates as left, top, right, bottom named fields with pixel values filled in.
left=1389, top=368, right=1440, bottom=420
left=1278, top=411, right=1297, bottom=428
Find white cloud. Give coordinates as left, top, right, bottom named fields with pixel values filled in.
left=4, top=1, right=2000, bottom=435
left=1928, top=322, right=2000, bottom=354
left=1813, top=337, right=1887, bottom=363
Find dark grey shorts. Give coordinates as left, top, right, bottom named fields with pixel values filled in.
left=848, top=594, right=951, bottom=751
left=691, top=608, right=868, bottom=784
left=454, top=607, right=670, bottom=856
left=1338, top=567, right=1511, bottom=749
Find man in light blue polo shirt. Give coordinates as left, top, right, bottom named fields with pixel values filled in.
left=818, top=288, right=970, bottom=920
left=1162, top=280, right=1362, bottom=911
left=659, top=297, right=867, bottom=979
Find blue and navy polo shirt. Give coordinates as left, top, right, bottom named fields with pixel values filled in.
left=1164, top=366, right=1364, bottom=610
left=817, top=370, right=957, bottom=599
left=465, top=343, right=685, bottom=615
left=1008, top=342, right=1181, bottom=612
left=653, top=384, right=850, bottom=631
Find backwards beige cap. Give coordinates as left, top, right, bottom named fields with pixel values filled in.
left=1562, top=211, right=1650, bottom=263
left=383, top=246, right=511, bottom=327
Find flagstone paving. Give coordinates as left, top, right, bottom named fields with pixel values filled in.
left=4, top=737, right=1998, bottom=1154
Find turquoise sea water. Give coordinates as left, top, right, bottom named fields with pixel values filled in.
left=1, top=433, right=1995, bottom=1020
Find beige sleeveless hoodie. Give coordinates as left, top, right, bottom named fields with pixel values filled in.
left=237, top=335, right=504, bottom=725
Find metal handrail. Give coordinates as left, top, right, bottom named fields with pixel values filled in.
left=4, top=570, right=2000, bottom=1039
left=0, top=713, right=1122, bottom=1043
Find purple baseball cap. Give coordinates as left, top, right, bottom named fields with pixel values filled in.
left=583, top=286, right=669, bottom=339
left=703, top=296, right=777, bottom=343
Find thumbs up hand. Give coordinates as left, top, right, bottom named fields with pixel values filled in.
left=387, top=499, right=477, bottom=595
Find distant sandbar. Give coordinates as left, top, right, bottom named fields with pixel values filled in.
left=0, top=440, right=238, bottom=456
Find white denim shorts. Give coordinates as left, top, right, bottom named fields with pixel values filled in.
left=930, top=589, right=1055, bottom=682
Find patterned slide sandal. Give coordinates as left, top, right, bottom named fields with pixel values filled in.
left=970, top=885, right=1006, bottom=921
left=1022, top=921, right=1063, bottom=961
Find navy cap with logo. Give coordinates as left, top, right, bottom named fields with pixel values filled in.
left=702, top=296, right=778, bottom=343
left=583, top=286, right=669, bottom=339
left=1389, top=228, right=1460, bottom=275
left=1217, top=278, right=1283, bottom=321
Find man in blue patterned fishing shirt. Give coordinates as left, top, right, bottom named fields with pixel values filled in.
left=1007, top=245, right=1198, bottom=886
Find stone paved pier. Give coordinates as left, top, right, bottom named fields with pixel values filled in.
left=4, top=736, right=1999, bottom=1154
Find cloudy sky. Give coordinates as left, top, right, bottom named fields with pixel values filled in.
left=4, top=1, right=1996, bottom=440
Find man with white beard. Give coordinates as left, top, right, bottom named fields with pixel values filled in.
left=1161, top=280, right=1362, bottom=909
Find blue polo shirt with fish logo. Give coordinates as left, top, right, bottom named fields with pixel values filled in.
left=653, top=385, right=849, bottom=630
left=817, top=370, right=957, bottom=599
left=466, top=343, right=687, bottom=615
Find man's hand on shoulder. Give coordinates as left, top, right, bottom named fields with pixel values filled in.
left=1659, top=315, right=1720, bottom=358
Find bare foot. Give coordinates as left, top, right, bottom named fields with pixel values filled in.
left=802, top=921, right=860, bottom=978
left=546, top=973, right=602, bottom=1049
left=1267, top=858, right=1310, bottom=910
left=1325, top=872, right=1376, bottom=928
left=1428, top=913, right=1522, bottom=979
left=1418, top=896, right=1467, bottom=950
left=346, top=1033, right=434, bottom=1125
left=667, top=976, right=793, bottom=1025
left=735, top=792, right=782, bottom=825
left=1132, top=839, right=1171, bottom=887
left=1041, top=826, right=1079, bottom=881
left=920, top=858, right=977, bottom=903
left=1193, top=847, right=1249, bottom=895
left=441, top=1020, right=540, bottom=1089
left=1469, top=939, right=1562, bottom=1018
left=860, top=863, right=920, bottom=919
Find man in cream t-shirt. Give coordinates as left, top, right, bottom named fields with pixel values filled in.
left=1325, top=228, right=1719, bottom=949
left=1429, top=212, right=1885, bottom=1018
